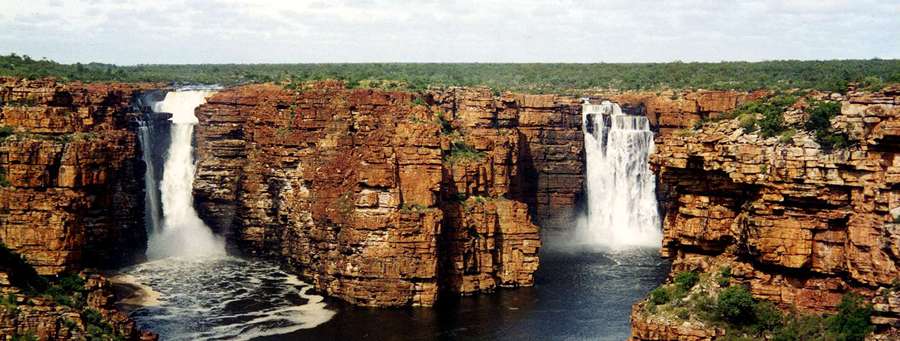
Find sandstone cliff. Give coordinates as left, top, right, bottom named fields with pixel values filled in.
left=0, top=78, right=152, bottom=275
left=192, top=83, right=544, bottom=306
left=631, top=86, right=900, bottom=340
left=0, top=268, right=156, bottom=341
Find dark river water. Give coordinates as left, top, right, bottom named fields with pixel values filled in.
left=118, top=245, right=669, bottom=340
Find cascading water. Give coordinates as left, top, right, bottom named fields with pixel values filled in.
left=120, top=88, right=335, bottom=340
left=579, top=100, right=661, bottom=248
left=146, top=89, right=225, bottom=259
left=137, top=120, right=162, bottom=235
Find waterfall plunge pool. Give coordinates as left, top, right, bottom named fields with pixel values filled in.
left=114, top=245, right=669, bottom=340
left=123, top=93, right=669, bottom=339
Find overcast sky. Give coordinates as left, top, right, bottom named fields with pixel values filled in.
left=0, top=0, right=898, bottom=65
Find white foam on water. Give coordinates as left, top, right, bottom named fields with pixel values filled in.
left=120, top=257, right=335, bottom=341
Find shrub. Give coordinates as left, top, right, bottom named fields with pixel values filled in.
left=1, top=293, right=17, bottom=313
left=758, top=110, right=785, bottom=138
left=676, top=308, right=691, bottom=320
left=725, top=94, right=798, bottom=138
left=649, top=286, right=672, bottom=305
left=718, top=266, right=732, bottom=287
left=43, top=285, right=73, bottom=306
left=11, top=331, right=38, bottom=341
left=739, top=114, right=757, bottom=133
left=411, top=97, right=427, bottom=107
left=434, top=111, right=454, bottom=135
left=674, top=271, right=699, bottom=292
left=826, top=293, right=873, bottom=341
left=860, top=76, right=884, bottom=91
left=717, top=285, right=755, bottom=323
left=59, top=273, right=85, bottom=292
left=444, top=141, right=485, bottom=165
left=0, top=168, right=9, bottom=187
left=692, top=291, right=719, bottom=322
left=778, top=129, right=796, bottom=144
left=773, top=314, right=829, bottom=341
left=81, top=308, right=103, bottom=325
left=0, top=126, right=13, bottom=139
left=804, top=100, right=850, bottom=150
left=752, top=301, right=784, bottom=333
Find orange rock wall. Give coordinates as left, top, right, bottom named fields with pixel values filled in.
left=642, top=86, right=900, bottom=339
left=0, top=78, right=151, bottom=275
left=192, top=84, right=542, bottom=306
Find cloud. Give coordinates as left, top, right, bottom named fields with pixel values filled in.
left=0, top=0, right=897, bottom=64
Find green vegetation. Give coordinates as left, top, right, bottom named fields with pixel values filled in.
left=0, top=244, right=125, bottom=339
left=674, top=271, right=700, bottom=292
left=649, top=285, right=673, bottom=305
left=859, top=76, right=885, bottom=91
left=717, top=285, right=756, bottom=323
left=804, top=100, right=849, bottom=150
left=399, top=203, right=427, bottom=213
left=1, top=54, right=898, bottom=93
left=1, top=292, right=18, bottom=313
left=434, top=111, right=455, bottom=135
left=0, top=126, right=13, bottom=139
left=11, top=331, right=38, bottom=341
left=444, top=141, right=485, bottom=165
left=717, top=266, right=732, bottom=287
left=0, top=244, right=48, bottom=293
left=0, top=168, right=10, bottom=187
left=647, top=271, right=700, bottom=306
left=701, top=92, right=854, bottom=150
left=715, top=93, right=798, bottom=138
left=411, top=97, right=427, bottom=107
left=827, top=293, right=875, bottom=341
left=643, top=270, right=875, bottom=341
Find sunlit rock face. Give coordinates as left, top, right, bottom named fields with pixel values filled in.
left=636, top=86, right=900, bottom=340
left=0, top=77, right=153, bottom=275
left=191, top=83, right=542, bottom=306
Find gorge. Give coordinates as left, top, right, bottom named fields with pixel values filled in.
left=0, top=76, right=898, bottom=340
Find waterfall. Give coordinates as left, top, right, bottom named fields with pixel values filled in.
left=146, top=89, right=225, bottom=259
left=579, top=100, right=661, bottom=248
left=138, top=120, right=162, bottom=235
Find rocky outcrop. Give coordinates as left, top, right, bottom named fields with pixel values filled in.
left=630, top=304, right=725, bottom=341
left=428, top=88, right=584, bottom=231
left=638, top=85, right=900, bottom=339
left=0, top=77, right=151, bottom=274
left=193, top=83, right=541, bottom=306
left=0, top=269, right=156, bottom=340
left=191, top=84, right=759, bottom=307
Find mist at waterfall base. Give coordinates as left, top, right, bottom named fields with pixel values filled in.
left=123, top=89, right=335, bottom=340
left=145, top=90, right=225, bottom=259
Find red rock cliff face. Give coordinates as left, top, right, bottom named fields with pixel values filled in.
left=192, top=83, right=541, bottom=306
left=633, top=86, right=900, bottom=340
left=0, top=78, right=150, bottom=275
left=191, top=84, right=761, bottom=306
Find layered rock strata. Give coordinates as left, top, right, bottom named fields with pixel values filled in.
left=192, top=83, right=541, bottom=306
left=632, top=86, right=900, bottom=340
left=0, top=78, right=152, bottom=275
left=0, top=269, right=156, bottom=340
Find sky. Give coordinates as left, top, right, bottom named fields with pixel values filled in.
left=0, top=0, right=898, bottom=65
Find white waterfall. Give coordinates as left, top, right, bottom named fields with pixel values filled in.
left=579, top=100, right=661, bottom=248
left=138, top=121, right=162, bottom=235
left=147, top=89, right=225, bottom=259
